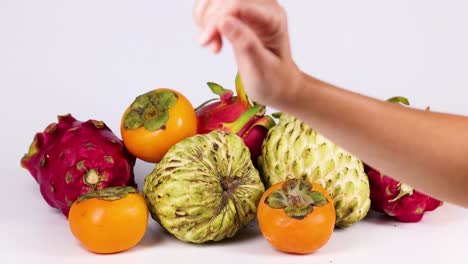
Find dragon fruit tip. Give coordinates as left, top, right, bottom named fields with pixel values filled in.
left=57, top=113, right=76, bottom=121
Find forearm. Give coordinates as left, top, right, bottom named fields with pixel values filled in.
left=276, top=71, right=468, bottom=207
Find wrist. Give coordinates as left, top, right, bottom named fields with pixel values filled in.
left=270, top=63, right=306, bottom=110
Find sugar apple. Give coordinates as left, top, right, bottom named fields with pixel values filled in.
left=143, top=130, right=265, bottom=243
left=258, top=113, right=371, bottom=227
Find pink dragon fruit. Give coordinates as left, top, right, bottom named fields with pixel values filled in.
left=21, top=114, right=136, bottom=217
left=365, top=165, right=443, bottom=222
left=364, top=96, right=443, bottom=222
left=196, top=74, right=275, bottom=166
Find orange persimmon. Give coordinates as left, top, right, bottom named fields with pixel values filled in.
left=68, top=186, right=149, bottom=254
left=121, top=88, right=197, bottom=163
left=257, top=179, right=336, bottom=254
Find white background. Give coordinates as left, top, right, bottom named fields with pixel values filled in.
left=1, top=1, right=467, bottom=263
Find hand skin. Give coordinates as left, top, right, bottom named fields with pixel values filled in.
left=193, top=0, right=468, bottom=208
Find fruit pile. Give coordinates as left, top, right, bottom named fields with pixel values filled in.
left=21, top=74, right=442, bottom=255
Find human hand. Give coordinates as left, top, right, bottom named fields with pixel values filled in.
left=193, top=0, right=301, bottom=105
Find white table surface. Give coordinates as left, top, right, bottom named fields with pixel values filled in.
left=1, top=1, right=467, bottom=263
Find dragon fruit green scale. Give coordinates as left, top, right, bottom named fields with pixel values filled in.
left=258, top=113, right=371, bottom=228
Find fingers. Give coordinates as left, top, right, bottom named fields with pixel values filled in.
left=194, top=0, right=284, bottom=55
left=219, top=16, right=269, bottom=75
left=210, top=34, right=223, bottom=53
left=197, top=17, right=223, bottom=53
left=194, top=0, right=224, bottom=52
left=193, top=0, right=211, bottom=27
left=198, top=18, right=218, bottom=45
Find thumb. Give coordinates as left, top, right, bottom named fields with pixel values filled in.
left=219, top=16, right=269, bottom=73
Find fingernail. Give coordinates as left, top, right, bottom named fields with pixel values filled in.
left=198, top=30, right=211, bottom=45
left=210, top=42, right=218, bottom=53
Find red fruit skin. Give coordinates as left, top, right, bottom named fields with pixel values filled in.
left=196, top=82, right=273, bottom=167
left=241, top=124, right=269, bottom=165
left=196, top=99, right=264, bottom=164
left=365, top=164, right=443, bottom=222
left=21, top=114, right=136, bottom=217
left=196, top=92, right=248, bottom=134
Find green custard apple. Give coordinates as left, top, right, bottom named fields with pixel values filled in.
left=258, top=113, right=371, bottom=227
left=143, top=130, right=265, bottom=243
